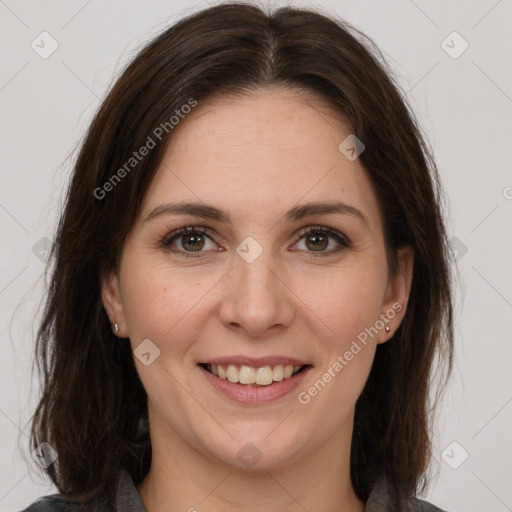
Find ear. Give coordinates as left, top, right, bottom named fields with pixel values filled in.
left=376, top=245, right=414, bottom=344
left=101, top=269, right=128, bottom=338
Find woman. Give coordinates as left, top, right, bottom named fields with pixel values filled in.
left=21, top=2, right=454, bottom=511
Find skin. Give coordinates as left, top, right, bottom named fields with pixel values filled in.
left=102, top=87, right=414, bottom=512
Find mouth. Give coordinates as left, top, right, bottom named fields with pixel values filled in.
left=199, top=362, right=310, bottom=387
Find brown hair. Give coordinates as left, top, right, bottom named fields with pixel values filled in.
left=25, top=2, right=455, bottom=507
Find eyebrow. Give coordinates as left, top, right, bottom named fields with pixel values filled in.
left=145, top=200, right=369, bottom=228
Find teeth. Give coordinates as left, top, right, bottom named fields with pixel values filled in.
left=239, top=365, right=255, bottom=384
left=207, top=363, right=304, bottom=386
left=226, top=364, right=239, bottom=383
left=273, top=364, right=284, bottom=382
left=255, top=366, right=273, bottom=385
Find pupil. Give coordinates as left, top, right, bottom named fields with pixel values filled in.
left=183, top=233, right=204, bottom=251
left=181, top=232, right=328, bottom=252
left=307, top=234, right=327, bottom=251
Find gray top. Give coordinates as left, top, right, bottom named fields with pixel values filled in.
left=20, top=468, right=447, bottom=512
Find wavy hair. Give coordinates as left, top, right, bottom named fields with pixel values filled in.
left=25, top=2, right=455, bottom=507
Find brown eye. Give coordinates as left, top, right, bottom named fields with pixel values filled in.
left=304, top=232, right=329, bottom=251
left=180, top=232, right=206, bottom=251
left=295, top=226, right=351, bottom=256
left=162, top=226, right=216, bottom=257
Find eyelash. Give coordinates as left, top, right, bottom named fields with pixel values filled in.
left=160, top=225, right=351, bottom=259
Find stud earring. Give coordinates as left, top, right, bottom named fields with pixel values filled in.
left=385, top=326, right=391, bottom=333
left=111, top=323, right=119, bottom=335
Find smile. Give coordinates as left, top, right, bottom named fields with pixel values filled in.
left=202, top=363, right=306, bottom=386
left=198, top=359, right=312, bottom=404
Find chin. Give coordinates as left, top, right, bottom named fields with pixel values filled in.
left=199, top=425, right=306, bottom=471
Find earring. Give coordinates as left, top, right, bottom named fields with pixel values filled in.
left=385, top=326, right=391, bottom=334
left=111, top=323, right=119, bottom=335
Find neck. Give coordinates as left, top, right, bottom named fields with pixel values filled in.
left=136, top=414, right=365, bottom=512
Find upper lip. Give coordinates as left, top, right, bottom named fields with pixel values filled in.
left=200, top=356, right=311, bottom=367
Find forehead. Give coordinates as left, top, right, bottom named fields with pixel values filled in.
left=142, top=88, right=381, bottom=234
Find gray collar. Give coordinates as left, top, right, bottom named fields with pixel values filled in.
left=115, top=470, right=148, bottom=512
left=114, top=468, right=444, bottom=512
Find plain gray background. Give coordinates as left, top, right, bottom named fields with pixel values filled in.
left=1, top=1, right=511, bottom=511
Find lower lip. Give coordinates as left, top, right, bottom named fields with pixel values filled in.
left=199, top=365, right=312, bottom=404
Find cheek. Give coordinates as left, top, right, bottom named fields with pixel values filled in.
left=292, top=259, right=386, bottom=349
left=120, top=260, right=216, bottom=350
left=294, top=269, right=380, bottom=414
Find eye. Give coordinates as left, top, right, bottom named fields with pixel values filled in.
left=293, top=225, right=351, bottom=256
left=160, top=225, right=351, bottom=258
left=161, top=226, right=217, bottom=258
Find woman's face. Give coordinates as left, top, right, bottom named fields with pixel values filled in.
left=102, top=87, right=413, bottom=471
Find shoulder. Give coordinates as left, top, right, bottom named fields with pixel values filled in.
left=19, top=493, right=113, bottom=512
left=18, top=469, right=138, bottom=512
left=19, top=495, right=80, bottom=512
left=365, top=474, right=449, bottom=512
left=407, top=496, right=448, bottom=512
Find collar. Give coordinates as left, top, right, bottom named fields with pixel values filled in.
left=113, top=468, right=422, bottom=512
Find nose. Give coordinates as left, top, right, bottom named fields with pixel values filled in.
left=218, top=243, right=295, bottom=338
